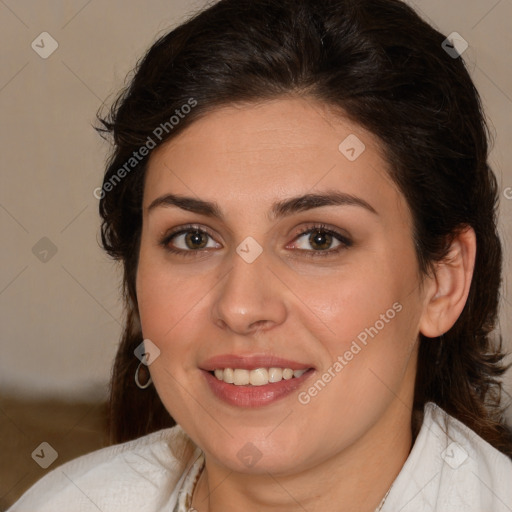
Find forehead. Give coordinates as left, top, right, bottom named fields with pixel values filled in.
left=143, top=97, right=407, bottom=224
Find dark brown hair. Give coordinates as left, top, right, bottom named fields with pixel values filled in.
left=97, top=0, right=512, bottom=456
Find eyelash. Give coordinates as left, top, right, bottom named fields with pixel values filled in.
left=159, top=223, right=352, bottom=258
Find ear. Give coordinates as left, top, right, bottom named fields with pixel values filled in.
left=419, top=226, right=476, bottom=338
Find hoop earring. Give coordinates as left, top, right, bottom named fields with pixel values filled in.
left=135, top=360, right=152, bottom=389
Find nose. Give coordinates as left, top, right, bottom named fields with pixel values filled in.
left=211, top=247, right=288, bottom=336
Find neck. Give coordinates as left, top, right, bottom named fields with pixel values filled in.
left=192, top=398, right=414, bottom=512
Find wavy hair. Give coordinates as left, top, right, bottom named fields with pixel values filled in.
left=97, top=0, right=512, bottom=456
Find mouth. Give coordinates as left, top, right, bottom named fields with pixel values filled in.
left=200, top=354, right=315, bottom=407
left=210, top=367, right=309, bottom=386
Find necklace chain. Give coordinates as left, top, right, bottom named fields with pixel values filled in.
left=374, top=484, right=393, bottom=512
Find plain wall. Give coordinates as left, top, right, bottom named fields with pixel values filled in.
left=1, top=0, right=511, bottom=422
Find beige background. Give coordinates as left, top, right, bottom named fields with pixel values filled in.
left=1, top=0, right=511, bottom=422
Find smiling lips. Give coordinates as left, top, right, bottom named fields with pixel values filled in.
left=200, top=354, right=314, bottom=407
left=213, top=367, right=308, bottom=386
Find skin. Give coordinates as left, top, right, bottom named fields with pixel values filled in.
left=136, top=96, right=476, bottom=512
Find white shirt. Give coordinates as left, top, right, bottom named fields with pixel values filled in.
left=8, top=402, right=512, bottom=511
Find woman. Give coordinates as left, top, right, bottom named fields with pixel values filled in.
left=9, top=0, right=512, bottom=510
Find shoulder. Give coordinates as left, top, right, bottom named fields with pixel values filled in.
left=427, top=402, right=512, bottom=477
left=383, top=402, right=512, bottom=512
left=8, top=424, right=199, bottom=512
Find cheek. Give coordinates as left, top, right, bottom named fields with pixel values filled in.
left=135, top=248, right=216, bottom=375
left=136, top=253, right=167, bottom=336
left=294, top=277, right=420, bottom=429
left=300, top=269, right=406, bottom=346
left=136, top=243, right=193, bottom=335
left=135, top=254, right=205, bottom=409
left=299, top=250, right=421, bottom=385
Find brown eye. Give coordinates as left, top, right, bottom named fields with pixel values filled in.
left=161, top=225, right=221, bottom=255
left=184, top=230, right=209, bottom=249
left=289, top=224, right=353, bottom=257
left=308, top=230, right=334, bottom=251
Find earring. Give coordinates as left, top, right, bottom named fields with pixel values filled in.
left=135, top=360, right=152, bottom=389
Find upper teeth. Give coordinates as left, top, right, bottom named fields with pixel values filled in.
left=213, top=368, right=307, bottom=386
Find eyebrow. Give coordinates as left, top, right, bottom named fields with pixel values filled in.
left=147, top=189, right=378, bottom=220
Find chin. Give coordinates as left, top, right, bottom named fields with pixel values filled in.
left=204, top=430, right=311, bottom=475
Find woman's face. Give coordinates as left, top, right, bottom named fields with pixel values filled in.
left=136, top=97, right=429, bottom=475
